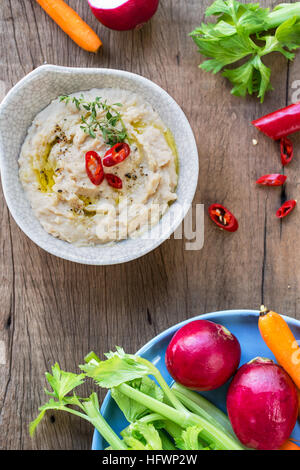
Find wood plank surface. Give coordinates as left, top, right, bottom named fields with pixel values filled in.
left=0, top=0, right=299, bottom=450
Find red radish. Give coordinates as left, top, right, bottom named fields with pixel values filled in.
left=165, top=320, right=241, bottom=391
left=87, top=0, right=159, bottom=31
left=227, top=357, right=298, bottom=450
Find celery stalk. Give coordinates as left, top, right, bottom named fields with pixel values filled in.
left=171, top=383, right=234, bottom=436
left=137, top=356, right=187, bottom=412
left=266, top=3, right=300, bottom=30
left=118, top=383, right=244, bottom=450
left=83, top=400, right=128, bottom=450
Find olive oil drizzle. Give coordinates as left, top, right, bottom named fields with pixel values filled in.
left=33, top=141, right=56, bottom=193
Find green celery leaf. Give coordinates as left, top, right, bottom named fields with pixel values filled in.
left=252, top=55, right=272, bottom=102
left=275, top=16, right=300, bottom=49
left=222, top=55, right=272, bottom=102
left=80, top=349, right=152, bottom=388
left=29, top=399, right=68, bottom=436
left=195, top=34, right=255, bottom=73
left=121, top=422, right=163, bottom=450
left=236, top=5, right=269, bottom=33
left=30, top=363, right=127, bottom=450
left=206, top=0, right=268, bottom=31
left=175, top=425, right=211, bottom=451
left=257, top=34, right=295, bottom=61
left=104, top=345, right=127, bottom=359
left=198, top=21, right=237, bottom=38
left=62, top=393, right=87, bottom=408
left=84, top=351, right=101, bottom=363
left=191, top=0, right=300, bottom=101
left=111, top=376, right=164, bottom=423
left=45, top=363, right=85, bottom=401
left=121, top=436, right=147, bottom=450
left=222, top=60, right=255, bottom=97
left=236, top=13, right=266, bottom=34
left=205, top=0, right=239, bottom=17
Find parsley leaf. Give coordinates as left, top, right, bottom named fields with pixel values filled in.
left=191, top=1, right=300, bottom=102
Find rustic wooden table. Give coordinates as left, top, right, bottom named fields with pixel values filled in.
left=1, top=0, right=299, bottom=450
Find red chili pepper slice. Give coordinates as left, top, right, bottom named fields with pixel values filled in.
left=106, top=173, right=123, bottom=189
left=256, top=174, right=287, bottom=186
left=103, top=143, right=130, bottom=167
left=252, top=102, right=300, bottom=140
left=208, top=204, right=238, bottom=232
left=280, top=137, right=294, bottom=166
left=276, top=199, right=297, bottom=218
left=85, top=151, right=104, bottom=186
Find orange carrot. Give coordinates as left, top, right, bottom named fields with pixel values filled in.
left=36, top=0, right=102, bottom=52
left=258, top=305, right=300, bottom=389
left=280, top=439, right=300, bottom=450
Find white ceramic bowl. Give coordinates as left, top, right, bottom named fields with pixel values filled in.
left=0, top=65, right=198, bottom=265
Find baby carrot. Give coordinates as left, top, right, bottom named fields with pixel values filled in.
left=280, top=439, right=300, bottom=450
left=259, top=305, right=300, bottom=389
left=36, top=0, right=102, bottom=52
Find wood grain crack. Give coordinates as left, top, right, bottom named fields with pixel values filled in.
left=7, top=0, right=26, bottom=75
left=261, top=196, right=268, bottom=305
left=0, top=212, right=16, bottom=418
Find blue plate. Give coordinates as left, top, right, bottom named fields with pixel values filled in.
left=92, top=310, right=300, bottom=450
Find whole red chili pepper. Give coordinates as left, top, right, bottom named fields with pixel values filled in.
left=208, top=204, right=238, bottom=232
left=85, top=151, right=104, bottom=186
left=103, top=143, right=130, bottom=167
left=280, top=137, right=294, bottom=166
left=252, top=102, right=300, bottom=140
left=106, top=173, right=123, bottom=189
left=256, top=174, right=287, bottom=186
left=276, top=200, right=297, bottom=219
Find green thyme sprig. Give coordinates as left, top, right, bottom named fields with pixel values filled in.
left=59, top=94, right=128, bottom=146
